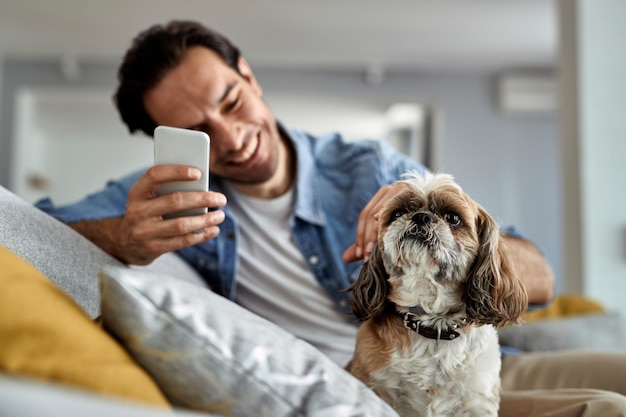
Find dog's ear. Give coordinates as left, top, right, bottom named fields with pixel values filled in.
left=464, top=206, right=528, bottom=327
left=348, top=242, right=390, bottom=322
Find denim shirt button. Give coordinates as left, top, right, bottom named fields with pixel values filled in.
left=308, top=255, right=319, bottom=265
left=197, top=258, right=207, bottom=267
left=226, top=232, right=235, bottom=240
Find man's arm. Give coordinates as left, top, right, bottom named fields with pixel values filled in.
left=70, top=217, right=134, bottom=263
left=69, top=212, right=223, bottom=266
left=64, top=165, right=226, bottom=265
left=502, top=235, right=554, bottom=305
left=68, top=216, right=212, bottom=265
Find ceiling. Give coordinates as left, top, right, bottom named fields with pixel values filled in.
left=0, top=0, right=558, bottom=73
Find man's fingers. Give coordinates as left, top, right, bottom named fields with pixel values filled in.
left=143, top=165, right=201, bottom=189
left=119, top=166, right=228, bottom=264
left=126, top=165, right=200, bottom=202
left=342, top=243, right=358, bottom=264
left=140, top=190, right=225, bottom=220
left=128, top=226, right=221, bottom=265
left=155, top=210, right=226, bottom=238
left=346, top=182, right=411, bottom=263
left=354, top=185, right=390, bottom=256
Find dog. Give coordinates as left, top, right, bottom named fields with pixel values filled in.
left=346, top=171, right=528, bottom=417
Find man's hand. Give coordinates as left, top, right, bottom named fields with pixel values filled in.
left=70, top=165, right=226, bottom=265
left=342, top=182, right=409, bottom=264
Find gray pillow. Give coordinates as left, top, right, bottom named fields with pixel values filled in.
left=131, top=252, right=208, bottom=288
left=99, top=265, right=399, bottom=417
left=0, top=186, right=122, bottom=318
left=498, top=312, right=626, bottom=352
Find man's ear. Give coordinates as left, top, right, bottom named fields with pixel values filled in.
left=237, top=56, right=262, bottom=97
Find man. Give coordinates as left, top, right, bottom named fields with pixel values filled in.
left=36, top=20, right=626, bottom=417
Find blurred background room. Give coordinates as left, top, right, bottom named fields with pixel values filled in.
left=1, top=0, right=625, bottom=323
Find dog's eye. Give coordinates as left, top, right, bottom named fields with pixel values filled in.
left=390, top=209, right=407, bottom=220
left=444, top=212, right=463, bottom=227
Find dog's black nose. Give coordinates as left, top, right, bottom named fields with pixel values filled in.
left=412, top=212, right=433, bottom=226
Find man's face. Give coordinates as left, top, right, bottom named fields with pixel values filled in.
left=143, top=46, right=282, bottom=185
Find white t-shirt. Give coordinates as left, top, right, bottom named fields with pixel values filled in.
left=224, top=182, right=357, bottom=366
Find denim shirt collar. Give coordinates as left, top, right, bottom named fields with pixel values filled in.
left=287, top=125, right=326, bottom=226
left=210, top=121, right=326, bottom=227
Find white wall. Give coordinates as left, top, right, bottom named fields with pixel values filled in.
left=559, top=0, right=626, bottom=315
left=10, top=86, right=427, bottom=206
left=12, top=87, right=154, bottom=205
left=0, top=61, right=563, bottom=294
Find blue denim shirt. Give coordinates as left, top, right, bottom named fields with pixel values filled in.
left=36, top=125, right=426, bottom=316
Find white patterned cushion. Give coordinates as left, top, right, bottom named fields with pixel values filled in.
left=99, top=265, right=399, bottom=417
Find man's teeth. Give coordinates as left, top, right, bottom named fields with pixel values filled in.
left=232, top=136, right=258, bottom=164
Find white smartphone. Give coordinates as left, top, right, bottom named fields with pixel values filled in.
left=154, top=125, right=210, bottom=219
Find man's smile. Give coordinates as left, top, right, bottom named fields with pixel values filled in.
left=228, top=133, right=259, bottom=166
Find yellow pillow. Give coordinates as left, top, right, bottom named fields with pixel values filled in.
left=524, top=294, right=606, bottom=322
left=0, top=245, right=169, bottom=407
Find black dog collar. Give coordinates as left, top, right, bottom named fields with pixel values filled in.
left=400, top=306, right=466, bottom=341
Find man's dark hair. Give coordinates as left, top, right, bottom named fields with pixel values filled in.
left=113, top=20, right=241, bottom=137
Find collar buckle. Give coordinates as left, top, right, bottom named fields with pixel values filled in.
left=401, top=311, right=463, bottom=341
left=402, top=312, right=420, bottom=331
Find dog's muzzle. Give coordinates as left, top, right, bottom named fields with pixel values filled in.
left=406, top=212, right=434, bottom=240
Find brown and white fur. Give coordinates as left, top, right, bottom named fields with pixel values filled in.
left=346, top=171, right=528, bottom=417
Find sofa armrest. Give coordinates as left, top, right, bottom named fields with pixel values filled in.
left=0, top=186, right=125, bottom=317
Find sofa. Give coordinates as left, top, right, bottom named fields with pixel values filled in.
left=0, top=184, right=400, bottom=417
left=3, top=184, right=625, bottom=417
